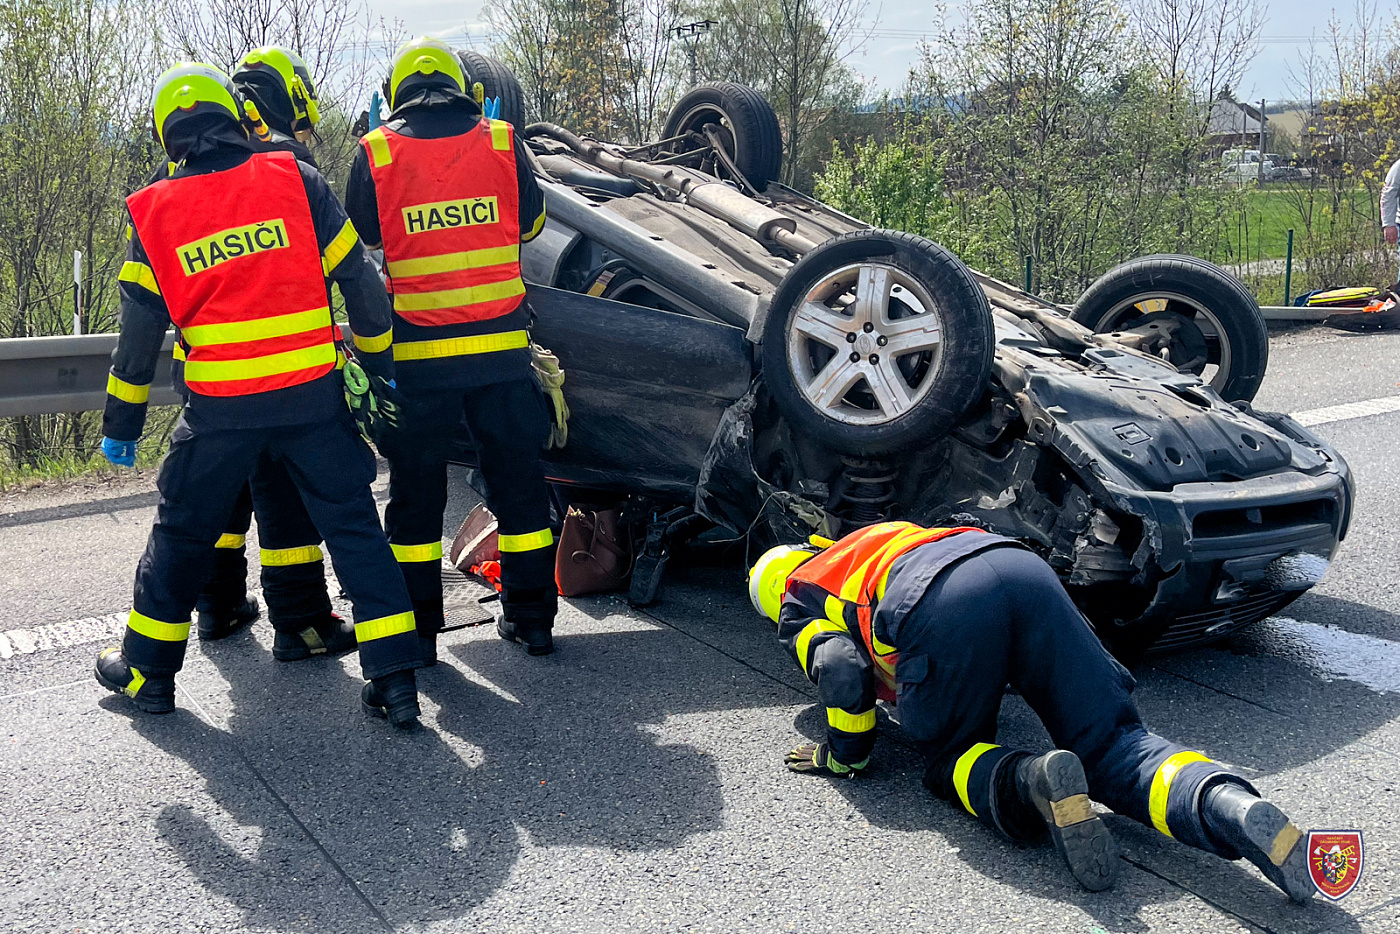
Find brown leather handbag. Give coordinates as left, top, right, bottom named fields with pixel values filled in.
left=555, top=505, right=631, bottom=597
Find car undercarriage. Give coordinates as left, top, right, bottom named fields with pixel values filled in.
left=441, top=63, right=1352, bottom=656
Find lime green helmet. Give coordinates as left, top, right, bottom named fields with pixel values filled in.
left=234, top=46, right=320, bottom=132
left=151, top=62, right=241, bottom=151
left=386, top=37, right=465, bottom=109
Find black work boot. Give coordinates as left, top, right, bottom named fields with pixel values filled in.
left=1015, top=750, right=1120, bottom=892
left=196, top=597, right=260, bottom=641
left=1201, top=783, right=1314, bottom=903
left=94, top=647, right=176, bottom=714
left=360, top=670, right=421, bottom=729
left=498, top=588, right=556, bottom=656
left=272, top=612, right=356, bottom=661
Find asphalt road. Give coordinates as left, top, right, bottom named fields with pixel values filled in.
left=2, top=326, right=1399, bottom=933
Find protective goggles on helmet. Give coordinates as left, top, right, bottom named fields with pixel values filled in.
left=386, top=36, right=465, bottom=109
left=235, top=46, right=321, bottom=129
left=151, top=62, right=241, bottom=148
left=748, top=544, right=821, bottom=623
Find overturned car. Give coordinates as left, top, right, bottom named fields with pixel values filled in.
left=449, top=60, right=1352, bottom=656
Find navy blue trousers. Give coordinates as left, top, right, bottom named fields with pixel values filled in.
left=901, top=547, right=1239, bottom=852
left=197, top=454, right=333, bottom=631
left=123, top=412, right=418, bottom=679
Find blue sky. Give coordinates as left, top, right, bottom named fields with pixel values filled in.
left=365, top=0, right=1358, bottom=103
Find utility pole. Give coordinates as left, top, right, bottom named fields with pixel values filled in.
left=671, top=19, right=716, bottom=87
left=1259, top=99, right=1267, bottom=158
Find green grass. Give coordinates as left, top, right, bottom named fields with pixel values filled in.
left=1237, top=185, right=1375, bottom=261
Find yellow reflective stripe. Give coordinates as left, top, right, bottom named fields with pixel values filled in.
left=125, top=665, right=147, bottom=698
left=354, top=611, right=416, bottom=643
left=391, top=541, right=443, bottom=563
left=1149, top=751, right=1212, bottom=837
left=795, top=617, right=847, bottom=674
left=215, top=533, right=246, bottom=549
left=260, top=544, right=323, bottom=566
left=106, top=373, right=150, bottom=404
left=365, top=128, right=392, bottom=167
left=184, top=343, right=337, bottom=384
left=118, top=260, right=160, bottom=296
left=393, top=329, right=529, bottom=361
left=827, top=707, right=876, bottom=733
left=126, top=609, right=191, bottom=642
left=321, top=219, right=359, bottom=275
left=182, top=306, right=331, bottom=347
left=490, top=118, right=511, bottom=150
left=352, top=328, right=393, bottom=354
left=385, top=244, right=520, bottom=279
left=172, top=343, right=187, bottom=361
left=392, top=276, right=525, bottom=313
left=953, top=742, right=1001, bottom=817
left=522, top=200, right=546, bottom=242
left=498, top=528, right=554, bottom=552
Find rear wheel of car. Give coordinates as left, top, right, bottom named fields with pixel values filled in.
left=458, top=50, right=527, bottom=131
left=661, top=82, right=783, bottom=189
left=760, top=230, right=995, bottom=457
left=1071, top=255, right=1268, bottom=402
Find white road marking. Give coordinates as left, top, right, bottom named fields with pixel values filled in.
left=1292, top=395, right=1400, bottom=427
left=0, top=614, right=127, bottom=659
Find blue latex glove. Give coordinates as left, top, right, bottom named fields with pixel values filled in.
left=101, top=437, right=136, bottom=467
left=369, top=90, right=383, bottom=130
left=483, top=96, right=501, bottom=120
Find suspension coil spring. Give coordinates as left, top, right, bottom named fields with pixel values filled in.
left=836, top=457, right=897, bottom=524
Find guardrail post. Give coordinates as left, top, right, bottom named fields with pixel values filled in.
left=1024, top=254, right=1033, bottom=294
left=1283, top=229, right=1294, bottom=305
left=72, top=251, right=82, bottom=336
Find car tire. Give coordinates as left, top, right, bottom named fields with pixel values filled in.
left=1071, top=255, right=1268, bottom=402
left=761, top=230, right=995, bottom=457
left=458, top=50, right=527, bottom=131
left=661, top=82, right=783, bottom=189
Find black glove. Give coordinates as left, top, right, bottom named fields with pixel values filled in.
left=784, top=742, right=866, bottom=777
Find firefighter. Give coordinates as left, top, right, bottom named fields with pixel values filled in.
left=343, top=38, right=555, bottom=661
left=95, top=62, right=423, bottom=727
left=158, top=47, right=355, bottom=659
left=749, top=522, right=1317, bottom=902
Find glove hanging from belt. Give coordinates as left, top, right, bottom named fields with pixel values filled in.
left=343, top=358, right=404, bottom=444
left=530, top=342, right=569, bottom=449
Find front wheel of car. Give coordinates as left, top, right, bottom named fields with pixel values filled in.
left=661, top=82, right=783, bottom=189
left=458, top=50, right=527, bottom=130
left=1071, top=255, right=1269, bottom=403
left=760, top=230, right=995, bottom=457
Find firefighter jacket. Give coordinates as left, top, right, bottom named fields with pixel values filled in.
left=344, top=91, right=546, bottom=389
left=104, top=146, right=393, bottom=442
left=777, top=522, right=1015, bottom=764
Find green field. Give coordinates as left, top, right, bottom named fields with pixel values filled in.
left=1236, top=185, right=1376, bottom=261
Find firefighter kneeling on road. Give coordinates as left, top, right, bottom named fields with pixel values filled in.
left=95, top=62, right=424, bottom=728
left=153, top=46, right=354, bottom=659
left=344, top=37, right=556, bottom=660
left=750, top=521, right=1318, bottom=902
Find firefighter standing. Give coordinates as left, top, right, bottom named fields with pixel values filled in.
left=95, top=62, right=423, bottom=727
left=161, top=47, right=356, bottom=660
left=749, top=522, right=1318, bottom=902
left=343, top=38, right=555, bottom=661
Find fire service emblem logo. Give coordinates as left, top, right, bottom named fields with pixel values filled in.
left=1307, top=830, right=1363, bottom=900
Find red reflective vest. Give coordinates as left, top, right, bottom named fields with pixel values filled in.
left=788, top=522, right=983, bottom=700
left=126, top=151, right=336, bottom=397
left=362, top=118, right=525, bottom=327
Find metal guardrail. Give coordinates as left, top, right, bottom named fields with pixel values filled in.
left=0, top=326, right=358, bottom=418
left=0, top=332, right=180, bottom=418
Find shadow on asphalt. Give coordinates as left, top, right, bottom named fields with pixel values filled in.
left=108, top=624, right=756, bottom=932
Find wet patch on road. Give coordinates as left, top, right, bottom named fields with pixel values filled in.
left=1235, top=616, right=1400, bottom=694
